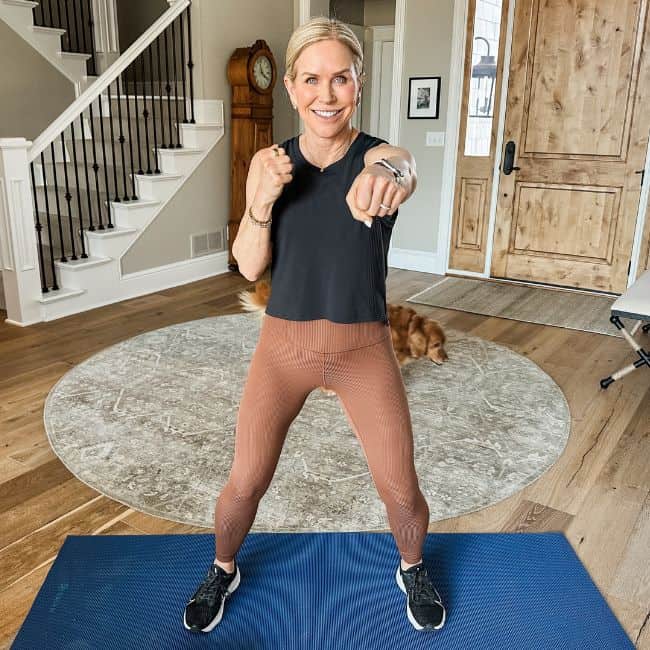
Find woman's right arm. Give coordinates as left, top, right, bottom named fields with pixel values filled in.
left=232, top=145, right=293, bottom=281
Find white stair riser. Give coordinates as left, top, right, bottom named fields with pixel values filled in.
left=158, top=149, right=203, bottom=174
left=56, top=260, right=116, bottom=290
left=84, top=231, right=138, bottom=258
left=56, top=52, right=88, bottom=79
left=28, top=26, right=64, bottom=52
left=0, top=3, right=36, bottom=27
left=180, top=127, right=219, bottom=149
left=110, top=202, right=160, bottom=229
left=134, top=174, right=181, bottom=201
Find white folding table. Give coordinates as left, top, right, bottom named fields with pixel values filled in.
left=600, top=269, right=650, bottom=389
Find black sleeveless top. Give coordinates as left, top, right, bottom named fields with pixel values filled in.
left=265, top=131, right=398, bottom=324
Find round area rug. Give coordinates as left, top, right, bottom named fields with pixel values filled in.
left=43, top=313, right=571, bottom=531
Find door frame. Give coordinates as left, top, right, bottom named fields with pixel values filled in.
left=442, top=0, right=650, bottom=289
left=441, top=0, right=515, bottom=282
left=368, top=25, right=395, bottom=137
left=297, top=0, right=406, bottom=147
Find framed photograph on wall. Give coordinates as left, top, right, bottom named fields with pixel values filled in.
left=407, top=76, right=441, bottom=119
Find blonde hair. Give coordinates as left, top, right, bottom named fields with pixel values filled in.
left=285, top=16, right=365, bottom=84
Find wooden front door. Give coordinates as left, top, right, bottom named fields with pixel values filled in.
left=491, top=0, right=650, bottom=293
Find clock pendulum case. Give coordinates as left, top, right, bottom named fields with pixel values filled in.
left=226, top=39, right=277, bottom=272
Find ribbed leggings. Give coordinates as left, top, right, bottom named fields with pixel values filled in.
left=214, top=313, right=430, bottom=564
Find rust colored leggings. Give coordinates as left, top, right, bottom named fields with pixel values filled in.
left=214, top=314, right=430, bottom=564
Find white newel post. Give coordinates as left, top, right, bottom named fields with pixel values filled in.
left=0, top=139, right=43, bottom=327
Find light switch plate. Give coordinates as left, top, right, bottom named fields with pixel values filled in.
left=426, top=132, right=445, bottom=146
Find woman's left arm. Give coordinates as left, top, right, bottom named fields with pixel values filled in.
left=347, top=144, right=417, bottom=226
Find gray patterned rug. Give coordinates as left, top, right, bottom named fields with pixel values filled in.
left=407, top=276, right=622, bottom=336
left=43, top=313, right=571, bottom=531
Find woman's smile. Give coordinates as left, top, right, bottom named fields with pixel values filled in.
left=311, top=108, right=343, bottom=120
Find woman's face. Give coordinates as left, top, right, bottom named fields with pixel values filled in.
left=284, top=38, right=361, bottom=137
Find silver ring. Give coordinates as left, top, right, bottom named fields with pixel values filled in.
left=380, top=203, right=390, bottom=210
left=273, top=147, right=280, bottom=157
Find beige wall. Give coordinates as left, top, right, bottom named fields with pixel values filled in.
left=364, top=0, right=396, bottom=26
left=0, top=22, right=75, bottom=139
left=121, top=0, right=295, bottom=274
left=394, top=0, right=454, bottom=256
left=330, top=0, right=364, bottom=24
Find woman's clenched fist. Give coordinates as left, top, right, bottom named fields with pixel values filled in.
left=254, top=144, right=293, bottom=206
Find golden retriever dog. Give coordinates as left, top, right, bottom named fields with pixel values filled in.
left=238, top=279, right=448, bottom=395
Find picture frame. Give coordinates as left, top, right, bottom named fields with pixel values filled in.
left=407, top=76, right=441, bottom=119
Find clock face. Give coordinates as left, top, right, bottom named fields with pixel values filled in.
left=253, top=55, right=273, bottom=90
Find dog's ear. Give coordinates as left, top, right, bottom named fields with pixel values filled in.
left=407, top=315, right=428, bottom=356
left=423, top=319, right=446, bottom=344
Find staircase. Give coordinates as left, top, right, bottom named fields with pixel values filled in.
left=0, top=0, right=98, bottom=95
left=0, top=0, right=227, bottom=325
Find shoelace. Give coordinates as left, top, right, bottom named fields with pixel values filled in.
left=192, top=566, right=230, bottom=607
left=410, top=566, right=441, bottom=605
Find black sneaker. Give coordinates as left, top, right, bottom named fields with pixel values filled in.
left=183, top=559, right=241, bottom=632
left=395, top=562, right=446, bottom=631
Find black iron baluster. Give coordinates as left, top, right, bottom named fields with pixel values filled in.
left=132, top=62, right=144, bottom=175
left=140, top=53, right=152, bottom=174
left=56, top=0, right=63, bottom=28
left=79, top=0, right=88, bottom=54
left=63, top=0, right=72, bottom=51
left=105, top=82, right=120, bottom=202
left=122, top=70, right=138, bottom=199
left=69, top=120, right=88, bottom=258
left=87, top=102, right=105, bottom=229
left=164, top=27, right=174, bottom=148
left=49, top=141, right=67, bottom=262
left=186, top=3, right=195, bottom=124
left=115, top=75, right=130, bottom=201
left=156, top=35, right=167, bottom=149
left=98, top=94, right=116, bottom=224
left=60, top=132, right=77, bottom=260
left=72, top=0, right=82, bottom=52
left=39, top=151, right=59, bottom=290
left=179, top=11, right=188, bottom=124
left=32, top=2, right=42, bottom=27
left=85, top=0, right=97, bottom=76
left=29, top=162, right=49, bottom=292
left=79, top=112, right=96, bottom=232
left=148, top=44, right=161, bottom=173
left=171, top=18, right=182, bottom=146
left=46, top=0, right=53, bottom=27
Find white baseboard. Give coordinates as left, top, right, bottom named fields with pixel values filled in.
left=41, top=251, right=231, bottom=321
left=388, top=246, right=447, bottom=275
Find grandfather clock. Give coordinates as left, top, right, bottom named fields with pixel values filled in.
left=226, top=39, right=277, bottom=271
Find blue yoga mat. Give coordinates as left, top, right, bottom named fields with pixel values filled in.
left=11, top=531, right=633, bottom=649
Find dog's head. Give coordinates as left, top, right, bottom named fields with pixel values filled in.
left=407, top=315, right=448, bottom=365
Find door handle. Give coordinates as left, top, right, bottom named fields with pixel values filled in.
left=503, top=140, right=520, bottom=175
left=635, top=169, right=645, bottom=187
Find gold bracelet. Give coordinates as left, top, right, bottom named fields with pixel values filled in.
left=248, top=205, right=272, bottom=228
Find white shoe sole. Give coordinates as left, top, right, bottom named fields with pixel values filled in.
left=183, top=565, right=241, bottom=632
left=395, top=565, right=446, bottom=631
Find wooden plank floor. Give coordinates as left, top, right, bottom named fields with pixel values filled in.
left=1, top=268, right=649, bottom=648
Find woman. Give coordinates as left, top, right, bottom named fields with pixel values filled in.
left=184, top=17, right=446, bottom=634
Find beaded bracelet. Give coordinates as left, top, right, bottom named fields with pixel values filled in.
left=248, top=205, right=272, bottom=228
